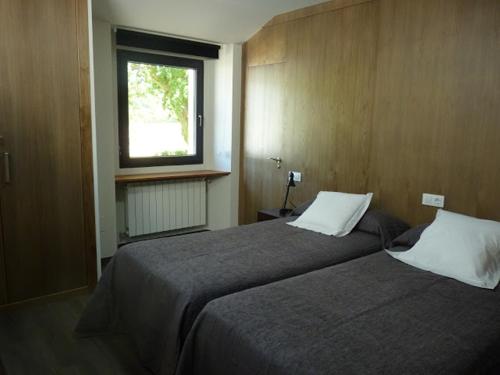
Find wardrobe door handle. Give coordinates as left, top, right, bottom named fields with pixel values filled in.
left=4, top=152, right=10, bottom=184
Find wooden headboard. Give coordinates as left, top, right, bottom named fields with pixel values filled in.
left=239, top=0, right=500, bottom=226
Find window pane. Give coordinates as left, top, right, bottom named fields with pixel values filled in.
left=127, top=62, right=196, bottom=158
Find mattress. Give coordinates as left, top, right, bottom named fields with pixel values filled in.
left=76, top=216, right=396, bottom=375
left=178, top=249, right=500, bottom=375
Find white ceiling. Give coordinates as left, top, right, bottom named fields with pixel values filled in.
left=93, top=0, right=328, bottom=43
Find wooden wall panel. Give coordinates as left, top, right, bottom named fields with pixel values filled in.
left=0, top=0, right=96, bottom=303
left=76, top=0, right=97, bottom=289
left=282, top=5, right=378, bottom=198
left=265, top=0, right=373, bottom=27
left=241, top=0, right=379, bottom=223
left=240, top=0, right=500, bottom=226
left=241, top=63, right=287, bottom=222
left=246, top=25, right=287, bottom=67
left=368, top=0, right=500, bottom=225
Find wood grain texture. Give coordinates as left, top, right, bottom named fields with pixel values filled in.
left=0, top=293, right=150, bottom=374
left=246, top=24, right=287, bottom=67
left=241, top=1, right=379, bottom=223
left=264, top=0, right=373, bottom=27
left=0, top=286, right=88, bottom=312
left=0, top=0, right=94, bottom=302
left=238, top=43, right=248, bottom=224
left=241, top=63, right=288, bottom=222
left=76, top=0, right=97, bottom=290
left=240, top=0, right=500, bottom=226
left=115, top=170, right=230, bottom=184
left=368, top=0, right=500, bottom=225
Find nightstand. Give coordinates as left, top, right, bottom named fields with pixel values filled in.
left=257, top=208, right=292, bottom=222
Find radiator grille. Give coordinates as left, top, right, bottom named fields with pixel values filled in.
left=126, top=179, right=206, bottom=237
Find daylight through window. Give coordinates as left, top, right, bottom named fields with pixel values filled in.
left=118, top=51, right=204, bottom=167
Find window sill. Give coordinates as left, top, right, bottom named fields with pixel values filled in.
left=115, top=170, right=230, bottom=184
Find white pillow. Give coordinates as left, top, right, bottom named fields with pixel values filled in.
left=387, top=209, right=500, bottom=289
left=287, top=191, right=373, bottom=237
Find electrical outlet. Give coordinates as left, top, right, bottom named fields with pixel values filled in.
left=422, top=193, right=445, bottom=208
left=289, top=171, right=302, bottom=182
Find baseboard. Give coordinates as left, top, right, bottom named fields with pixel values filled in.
left=118, top=228, right=209, bottom=247
left=0, top=286, right=89, bottom=311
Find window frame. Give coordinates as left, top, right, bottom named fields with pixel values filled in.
left=117, top=49, right=204, bottom=168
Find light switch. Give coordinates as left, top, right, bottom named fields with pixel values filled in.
left=422, top=193, right=445, bottom=208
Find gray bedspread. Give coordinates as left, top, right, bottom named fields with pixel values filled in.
left=178, top=249, right=500, bottom=375
left=76, top=218, right=385, bottom=375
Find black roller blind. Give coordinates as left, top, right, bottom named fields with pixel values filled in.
left=116, top=29, right=220, bottom=59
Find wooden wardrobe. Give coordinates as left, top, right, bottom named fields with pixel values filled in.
left=0, top=0, right=96, bottom=306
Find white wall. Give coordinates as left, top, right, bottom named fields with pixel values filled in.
left=92, top=20, right=241, bottom=258
left=93, top=19, right=118, bottom=258
left=210, top=44, right=242, bottom=229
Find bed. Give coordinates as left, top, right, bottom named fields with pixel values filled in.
left=76, top=210, right=407, bottom=375
left=177, top=247, right=500, bottom=375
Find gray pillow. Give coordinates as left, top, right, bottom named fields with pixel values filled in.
left=391, top=224, right=430, bottom=248
left=292, top=202, right=408, bottom=248
left=291, top=199, right=315, bottom=216
left=355, top=209, right=410, bottom=248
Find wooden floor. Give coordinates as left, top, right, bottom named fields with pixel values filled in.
left=0, top=293, right=151, bottom=375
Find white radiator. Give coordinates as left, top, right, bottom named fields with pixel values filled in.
left=126, top=179, right=206, bottom=237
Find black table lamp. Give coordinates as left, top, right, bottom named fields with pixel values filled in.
left=280, top=172, right=296, bottom=216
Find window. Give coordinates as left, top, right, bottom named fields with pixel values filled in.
left=117, top=50, right=204, bottom=167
